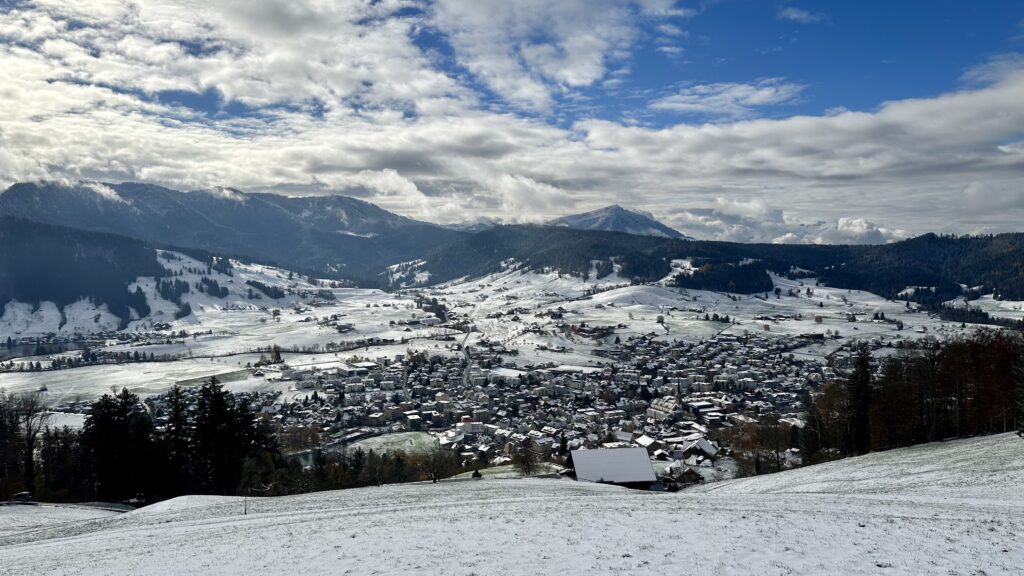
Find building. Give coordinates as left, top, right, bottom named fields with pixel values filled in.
left=569, top=447, right=657, bottom=490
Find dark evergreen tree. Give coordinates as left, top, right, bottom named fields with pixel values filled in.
left=155, top=386, right=193, bottom=497
left=848, top=346, right=873, bottom=455
left=82, top=389, right=154, bottom=502
left=37, top=426, right=90, bottom=502
left=192, top=377, right=267, bottom=495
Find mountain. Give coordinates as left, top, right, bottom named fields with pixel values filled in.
left=0, top=217, right=166, bottom=328
left=1, top=434, right=1020, bottom=575
left=549, top=204, right=690, bottom=240
left=5, top=181, right=1024, bottom=304
left=0, top=181, right=466, bottom=284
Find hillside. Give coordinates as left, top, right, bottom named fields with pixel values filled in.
left=0, top=218, right=166, bottom=328
left=1, top=434, right=1020, bottom=575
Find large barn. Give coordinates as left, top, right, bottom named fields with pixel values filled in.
left=569, top=447, right=658, bottom=490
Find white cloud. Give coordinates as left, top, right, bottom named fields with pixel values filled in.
left=656, top=24, right=687, bottom=37
left=661, top=201, right=908, bottom=244
left=777, top=7, right=824, bottom=24
left=649, top=78, right=806, bottom=119
left=961, top=52, right=1024, bottom=85
left=431, top=0, right=671, bottom=112
left=962, top=180, right=1024, bottom=213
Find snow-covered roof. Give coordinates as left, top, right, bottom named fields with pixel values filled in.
left=571, top=447, right=656, bottom=484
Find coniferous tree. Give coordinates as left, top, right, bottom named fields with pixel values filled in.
left=192, top=377, right=269, bottom=495
left=848, top=346, right=873, bottom=455
left=37, top=426, right=90, bottom=502
left=82, top=389, right=154, bottom=502
left=156, top=386, right=193, bottom=497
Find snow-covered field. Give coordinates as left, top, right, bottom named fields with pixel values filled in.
left=0, top=505, right=118, bottom=538
left=347, top=431, right=439, bottom=455
left=947, top=294, right=1024, bottom=321
left=2, top=434, right=1021, bottom=575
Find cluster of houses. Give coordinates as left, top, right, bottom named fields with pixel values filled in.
left=233, top=331, right=838, bottom=487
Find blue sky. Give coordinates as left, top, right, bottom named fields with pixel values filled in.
left=1, top=0, right=1023, bottom=243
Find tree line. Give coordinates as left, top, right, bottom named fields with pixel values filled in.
left=803, top=330, right=1024, bottom=463
left=2, top=378, right=464, bottom=504
left=725, top=330, right=1024, bottom=476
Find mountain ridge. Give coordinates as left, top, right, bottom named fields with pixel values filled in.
left=0, top=181, right=466, bottom=283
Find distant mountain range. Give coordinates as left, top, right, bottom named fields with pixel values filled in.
left=548, top=204, right=690, bottom=240
left=4, top=181, right=1024, bottom=328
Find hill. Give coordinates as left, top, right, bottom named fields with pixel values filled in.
left=0, top=181, right=465, bottom=284
left=549, top=204, right=690, bottom=240
left=0, top=218, right=166, bottom=329
left=1, top=434, right=1020, bottom=575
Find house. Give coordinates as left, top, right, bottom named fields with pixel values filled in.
left=633, top=434, right=661, bottom=455
left=680, top=437, right=719, bottom=460
left=569, top=447, right=657, bottom=490
left=659, top=461, right=704, bottom=486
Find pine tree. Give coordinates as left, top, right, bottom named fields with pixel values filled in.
left=848, top=345, right=873, bottom=454
left=158, top=386, right=192, bottom=496
left=193, top=377, right=237, bottom=494
left=83, top=389, right=153, bottom=502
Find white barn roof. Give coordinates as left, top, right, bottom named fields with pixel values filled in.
left=571, top=447, right=656, bottom=484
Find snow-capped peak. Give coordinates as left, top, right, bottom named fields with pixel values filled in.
left=548, top=204, right=690, bottom=240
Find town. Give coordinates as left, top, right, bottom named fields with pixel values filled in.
left=129, top=330, right=849, bottom=488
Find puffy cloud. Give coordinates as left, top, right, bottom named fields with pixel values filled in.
left=431, top=0, right=675, bottom=111
left=661, top=200, right=908, bottom=244
left=649, top=79, right=806, bottom=119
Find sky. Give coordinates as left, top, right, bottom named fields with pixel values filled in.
left=0, top=0, right=1023, bottom=243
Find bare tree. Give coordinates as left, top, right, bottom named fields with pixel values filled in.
left=418, top=445, right=458, bottom=483
left=0, top=392, right=48, bottom=498
left=15, top=393, right=49, bottom=494
left=513, top=437, right=540, bottom=477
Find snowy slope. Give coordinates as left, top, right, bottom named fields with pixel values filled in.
left=1, top=434, right=1021, bottom=575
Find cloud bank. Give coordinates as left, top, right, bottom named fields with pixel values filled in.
left=0, top=0, right=1022, bottom=243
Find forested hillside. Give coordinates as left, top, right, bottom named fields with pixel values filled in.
left=0, top=218, right=165, bottom=326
